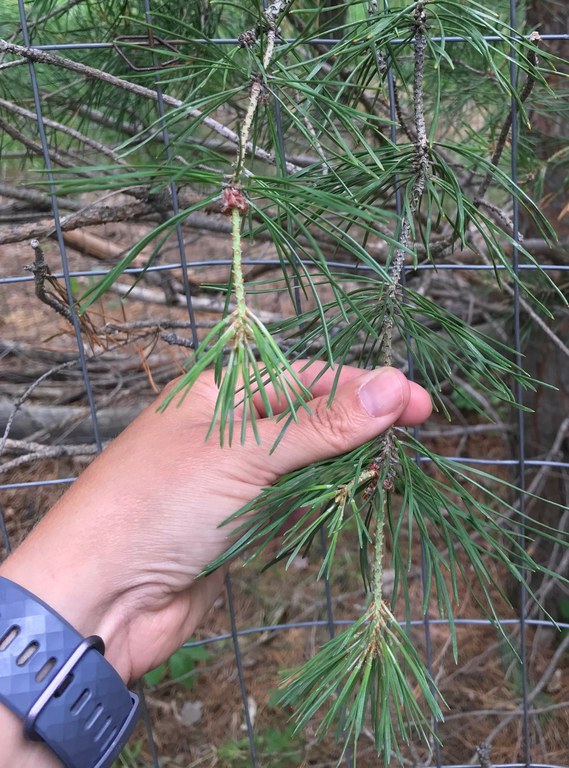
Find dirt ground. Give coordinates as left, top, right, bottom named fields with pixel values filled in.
left=1, top=224, right=568, bottom=767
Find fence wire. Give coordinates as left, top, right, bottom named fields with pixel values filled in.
left=1, top=2, right=569, bottom=767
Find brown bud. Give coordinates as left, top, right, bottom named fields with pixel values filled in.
left=221, top=185, right=249, bottom=215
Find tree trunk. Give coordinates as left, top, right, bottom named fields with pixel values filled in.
left=517, top=1, right=569, bottom=614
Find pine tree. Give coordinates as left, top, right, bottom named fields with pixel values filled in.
left=1, top=1, right=568, bottom=762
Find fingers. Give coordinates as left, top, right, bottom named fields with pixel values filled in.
left=250, top=362, right=431, bottom=426
left=257, top=367, right=430, bottom=475
left=155, top=363, right=432, bottom=462
left=251, top=361, right=365, bottom=417
left=398, top=380, right=433, bottom=426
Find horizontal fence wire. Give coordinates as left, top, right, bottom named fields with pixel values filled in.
left=16, top=33, right=569, bottom=51
left=1, top=2, right=568, bottom=767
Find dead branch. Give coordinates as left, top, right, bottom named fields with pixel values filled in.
left=0, top=39, right=301, bottom=175
left=0, top=438, right=100, bottom=474
left=0, top=114, right=77, bottom=169
left=0, top=183, right=82, bottom=212
left=0, top=97, right=126, bottom=165
left=24, top=240, right=74, bottom=323
left=0, top=398, right=143, bottom=445
left=0, top=199, right=152, bottom=244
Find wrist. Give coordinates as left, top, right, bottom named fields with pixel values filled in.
left=0, top=554, right=140, bottom=767
left=0, top=512, right=134, bottom=686
left=0, top=707, right=62, bottom=768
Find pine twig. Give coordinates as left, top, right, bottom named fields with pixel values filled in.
left=379, top=2, right=430, bottom=368
left=360, top=4, right=430, bottom=453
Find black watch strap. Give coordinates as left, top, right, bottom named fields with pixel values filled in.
left=0, top=576, right=140, bottom=768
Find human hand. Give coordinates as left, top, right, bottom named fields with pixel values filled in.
left=0, top=363, right=431, bottom=685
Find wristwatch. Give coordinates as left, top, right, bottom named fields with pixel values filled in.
left=0, top=576, right=140, bottom=767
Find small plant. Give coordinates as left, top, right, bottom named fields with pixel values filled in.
left=144, top=644, right=210, bottom=689
left=113, top=739, right=144, bottom=768
left=217, top=725, right=303, bottom=768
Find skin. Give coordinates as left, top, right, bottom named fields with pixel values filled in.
left=0, top=363, right=432, bottom=767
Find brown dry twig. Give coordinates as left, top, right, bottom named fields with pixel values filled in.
left=24, top=240, right=74, bottom=324
left=0, top=438, right=100, bottom=474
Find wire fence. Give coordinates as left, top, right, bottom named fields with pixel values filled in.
left=1, top=1, right=569, bottom=766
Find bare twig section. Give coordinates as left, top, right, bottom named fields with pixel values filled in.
left=234, top=4, right=284, bottom=179
left=476, top=742, right=493, bottom=768
left=381, top=2, right=430, bottom=367
left=24, top=240, right=74, bottom=323
left=0, top=438, right=100, bottom=474
left=223, top=5, right=289, bottom=325
left=478, top=199, right=519, bottom=238
left=0, top=39, right=300, bottom=174
left=160, top=332, right=195, bottom=349
left=0, top=98, right=126, bottom=165
left=24, top=239, right=103, bottom=348
left=475, top=33, right=541, bottom=205
left=396, top=3, right=429, bottom=277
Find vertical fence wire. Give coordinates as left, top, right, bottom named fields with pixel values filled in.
left=15, top=0, right=103, bottom=453
left=1, top=3, right=569, bottom=767
left=508, top=2, right=531, bottom=764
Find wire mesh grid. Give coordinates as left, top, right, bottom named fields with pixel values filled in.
left=1, top=1, right=569, bottom=766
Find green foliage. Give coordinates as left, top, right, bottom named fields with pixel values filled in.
left=144, top=644, right=210, bottom=689
left=217, top=725, right=304, bottom=767
left=112, top=739, right=144, bottom=768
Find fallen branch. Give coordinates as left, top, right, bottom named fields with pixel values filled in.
left=0, top=438, right=101, bottom=474
left=0, top=398, right=143, bottom=445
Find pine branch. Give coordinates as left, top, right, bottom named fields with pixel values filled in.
left=156, top=8, right=313, bottom=441
left=5, top=2, right=567, bottom=763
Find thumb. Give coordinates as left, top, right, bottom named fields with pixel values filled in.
left=262, top=367, right=410, bottom=475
